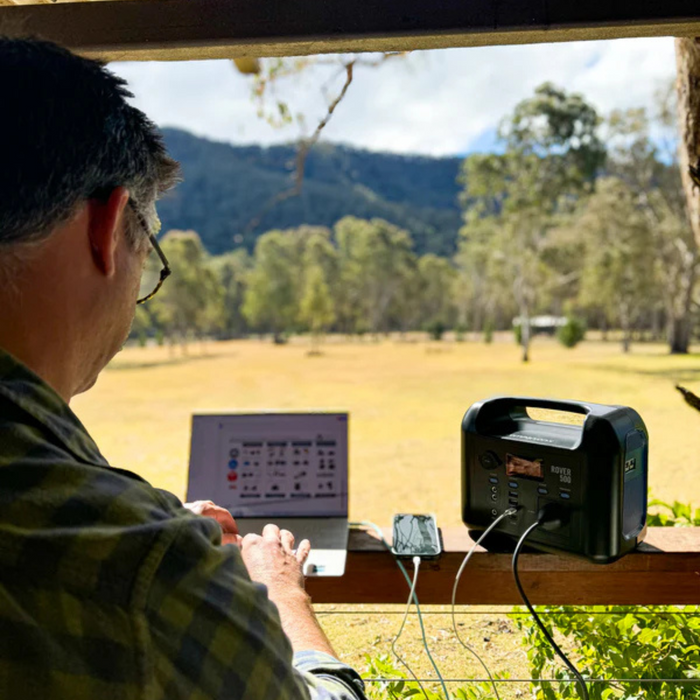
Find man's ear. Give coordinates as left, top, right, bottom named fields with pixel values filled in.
left=87, top=187, right=130, bottom=277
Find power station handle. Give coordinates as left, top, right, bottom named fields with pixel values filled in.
left=489, top=397, right=591, bottom=416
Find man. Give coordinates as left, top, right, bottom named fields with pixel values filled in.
left=0, top=37, right=365, bottom=699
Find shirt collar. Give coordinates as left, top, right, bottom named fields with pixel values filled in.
left=0, top=347, right=107, bottom=466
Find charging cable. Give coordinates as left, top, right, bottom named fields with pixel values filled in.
left=350, top=521, right=450, bottom=699
left=450, top=508, right=517, bottom=700
left=513, top=512, right=589, bottom=700
left=392, top=557, right=425, bottom=694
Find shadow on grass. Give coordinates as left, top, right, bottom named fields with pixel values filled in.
left=583, top=363, right=700, bottom=384
left=106, top=352, right=228, bottom=372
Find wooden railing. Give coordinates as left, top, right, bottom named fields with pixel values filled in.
left=305, top=527, right=700, bottom=605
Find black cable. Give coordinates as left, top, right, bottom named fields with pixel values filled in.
left=512, top=521, right=589, bottom=700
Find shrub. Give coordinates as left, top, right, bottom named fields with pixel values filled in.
left=510, top=499, right=700, bottom=699
left=427, top=320, right=446, bottom=341
left=514, top=323, right=522, bottom=346
left=557, top=317, right=586, bottom=348
left=483, top=319, right=494, bottom=344
left=364, top=653, right=506, bottom=700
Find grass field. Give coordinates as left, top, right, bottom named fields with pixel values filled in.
left=74, top=333, right=700, bottom=523
left=71, top=334, right=700, bottom=697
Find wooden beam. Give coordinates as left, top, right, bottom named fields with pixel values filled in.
left=304, top=527, right=700, bottom=605
left=0, top=0, right=699, bottom=61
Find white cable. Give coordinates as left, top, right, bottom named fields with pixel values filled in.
left=351, top=521, right=450, bottom=699
left=450, top=509, right=517, bottom=700
left=391, top=557, right=427, bottom=696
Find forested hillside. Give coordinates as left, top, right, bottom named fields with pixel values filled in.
left=158, top=128, right=462, bottom=256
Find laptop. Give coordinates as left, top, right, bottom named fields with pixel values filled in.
left=187, top=412, right=349, bottom=576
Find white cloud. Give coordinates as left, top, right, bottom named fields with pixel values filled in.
left=110, top=36, right=676, bottom=157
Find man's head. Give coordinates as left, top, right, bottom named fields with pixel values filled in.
left=0, top=37, right=179, bottom=400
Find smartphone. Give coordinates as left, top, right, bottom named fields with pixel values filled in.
left=391, top=513, right=442, bottom=559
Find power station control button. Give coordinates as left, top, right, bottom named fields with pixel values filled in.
left=537, top=487, right=548, bottom=495
left=560, top=491, right=571, bottom=500
left=489, top=477, right=499, bottom=484
left=479, top=451, right=502, bottom=470
left=508, top=481, right=518, bottom=489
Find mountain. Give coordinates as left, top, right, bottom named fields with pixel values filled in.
left=157, top=128, right=464, bottom=257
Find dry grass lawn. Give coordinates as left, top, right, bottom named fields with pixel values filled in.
left=71, top=334, right=700, bottom=697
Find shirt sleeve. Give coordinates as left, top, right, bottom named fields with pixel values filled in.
left=144, top=515, right=366, bottom=700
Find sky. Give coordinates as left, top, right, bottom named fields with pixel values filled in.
left=111, top=36, right=677, bottom=158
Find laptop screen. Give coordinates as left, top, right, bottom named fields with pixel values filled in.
left=187, top=413, right=348, bottom=517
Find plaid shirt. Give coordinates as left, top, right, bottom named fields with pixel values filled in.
left=0, top=348, right=365, bottom=700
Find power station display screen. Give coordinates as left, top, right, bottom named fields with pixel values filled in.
left=506, top=453, right=544, bottom=481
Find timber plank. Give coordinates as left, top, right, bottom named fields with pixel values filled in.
left=0, top=0, right=699, bottom=61
left=304, top=527, right=700, bottom=605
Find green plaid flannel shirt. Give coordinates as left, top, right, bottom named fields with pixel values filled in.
left=0, top=348, right=366, bottom=700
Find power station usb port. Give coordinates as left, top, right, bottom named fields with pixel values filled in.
left=508, top=498, right=518, bottom=507
left=508, top=491, right=518, bottom=499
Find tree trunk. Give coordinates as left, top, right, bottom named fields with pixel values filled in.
left=675, top=38, right=700, bottom=248
left=520, top=307, right=531, bottom=363
left=620, top=303, right=631, bottom=354
left=668, top=315, right=692, bottom=354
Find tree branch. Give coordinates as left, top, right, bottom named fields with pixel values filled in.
left=245, top=61, right=355, bottom=234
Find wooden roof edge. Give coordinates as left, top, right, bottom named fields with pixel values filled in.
left=0, top=0, right=699, bottom=62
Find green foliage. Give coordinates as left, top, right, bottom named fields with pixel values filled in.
left=363, top=653, right=506, bottom=700
left=210, top=249, right=251, bottom=339
left=242, top=228, right=310, bottom=338
left=146, top=230, right=223, bottom=347
left=426, top=320, right=446, bottom=341
left=334, top=217, right=419, bottom=334
left=647, top=498, right=700, bottom=526
left=510, top=605, right=700, bottom=699
left=513, top=499, right=700, bottom=699
left=513, top=323, right=522, bottom=346
left=557, top=316, right=586, bottom=348
left=131, top=82, right=697, bottom=355
left=458, top=83, right=605, bottom=363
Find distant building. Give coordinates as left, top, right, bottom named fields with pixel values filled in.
left=512, top=315, right=566, bottom=336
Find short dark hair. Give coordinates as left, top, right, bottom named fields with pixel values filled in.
left=0, top=37, right=180, bottom=247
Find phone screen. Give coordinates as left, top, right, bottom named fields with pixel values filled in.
left=392, top=514, right=441, bottom=558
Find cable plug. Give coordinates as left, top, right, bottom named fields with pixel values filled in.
left=536, top=502, right=570, bottom=531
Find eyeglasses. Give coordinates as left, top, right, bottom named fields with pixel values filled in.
left=128, top=200, right=171, bottom=305
left=690, top=160, right=700, bottom=189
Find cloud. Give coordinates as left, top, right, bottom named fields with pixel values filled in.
left=111, top=36, right=676, bottom=157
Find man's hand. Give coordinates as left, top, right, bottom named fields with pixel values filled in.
left=241, top=523, right=311, bottom=596
left=240, top=524, right=335, bottom=656
left=183, top=500, right=242, bottom=546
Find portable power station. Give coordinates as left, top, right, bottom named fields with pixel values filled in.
left=462, top=397, right=648, bottom=564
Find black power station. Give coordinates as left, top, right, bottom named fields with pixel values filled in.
left=462, top=397, right=648, bottom=564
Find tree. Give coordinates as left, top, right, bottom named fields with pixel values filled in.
left=576, top=178, right=658, bottom=353
left=210, top=249, right=251, bottom=339
left=459, top=83, right=605, bottom=362
left=334, top=217, right=418, bottom=335
left=675, top=38, right=700, bottom=249
left=417, top=254, right=457, bottom=331
left=299, top=229, right=338, bottom=352
left=607, top=102, right=698, bottom=354
left=242, top=230, right=301, bottom=342
left=299, top=265, right=336, bottom=353
left=148, top=230, right=222, bottom=351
